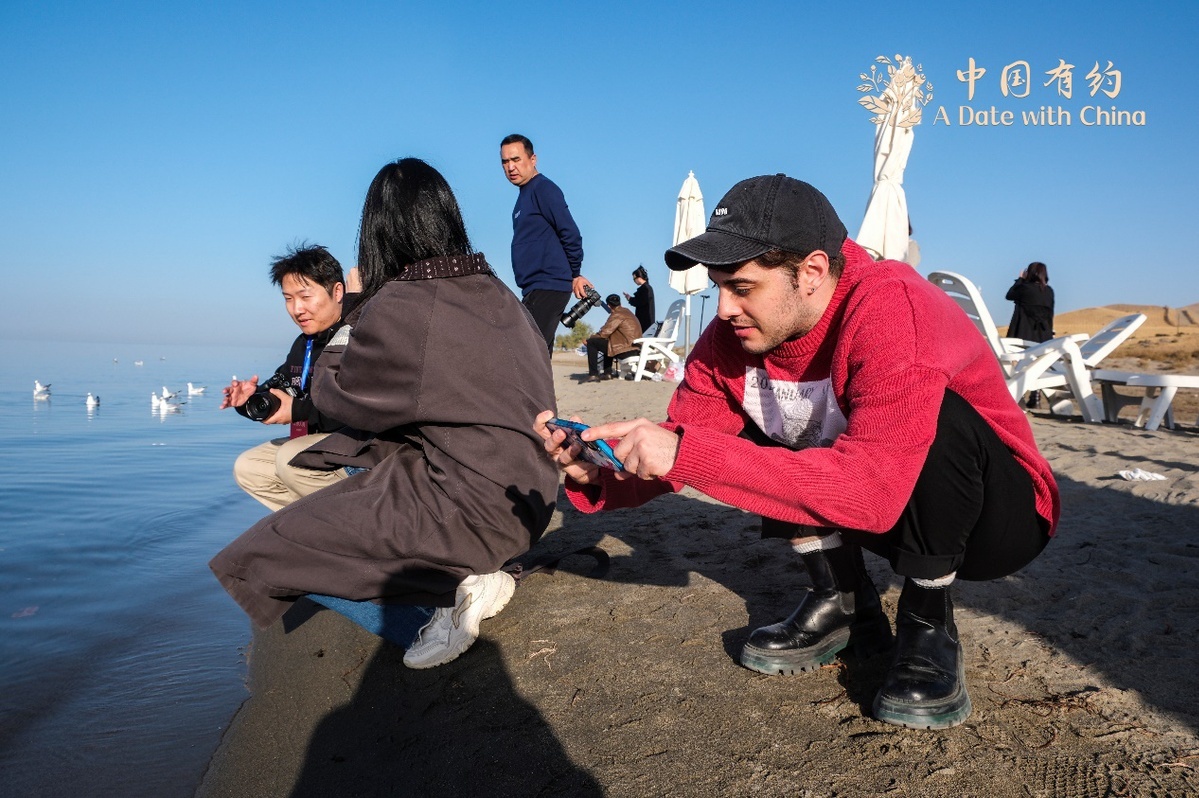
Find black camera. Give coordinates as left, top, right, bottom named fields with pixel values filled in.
left=243, top=391, right=281, bottom=422
left=243, top=375, right=299, bottom=422
left=560, top=287, right=605, bottom=328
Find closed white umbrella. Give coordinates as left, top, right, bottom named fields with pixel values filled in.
left=857, top=121, right=912, bottom=261
left=856, top=55, right=929, bottom=263
left=669, top=170, right=708, bottom=354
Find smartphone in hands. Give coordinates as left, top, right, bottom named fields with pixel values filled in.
left=545, top=418, right=624, bottom=471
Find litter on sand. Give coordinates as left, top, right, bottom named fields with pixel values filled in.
left=1118, top=468, right=1167, bottom=481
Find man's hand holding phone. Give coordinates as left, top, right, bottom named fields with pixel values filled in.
left=533, top=411, right=681, bottom=482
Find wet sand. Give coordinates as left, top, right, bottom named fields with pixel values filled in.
left=198, top=359, right=1199, bottom=797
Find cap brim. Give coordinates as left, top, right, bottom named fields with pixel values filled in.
left=665, top=230, right=770, bottom=271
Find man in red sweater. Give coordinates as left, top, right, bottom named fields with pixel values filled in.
left=534, top=174, right=1059, bottom=730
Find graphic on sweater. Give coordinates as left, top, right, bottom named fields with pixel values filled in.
left=742, top=367, right=847, bottom=450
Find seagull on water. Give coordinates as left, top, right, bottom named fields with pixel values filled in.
left=187, top=382, right=207, bottom=395
left=161, top=386, right=178, bottom=400
left=86, top=393, right=100, bottom=407
left=34, top=380, right=51, bottom=397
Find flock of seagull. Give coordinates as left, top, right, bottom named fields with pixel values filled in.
left=33, top=380, right=207, bottom=413
left=150, top=384, right=205, bottom=412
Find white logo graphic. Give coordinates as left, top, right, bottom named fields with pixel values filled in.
left=742, top=368, right=846, bottom=449
left=857, top=54, right=933, bottom=128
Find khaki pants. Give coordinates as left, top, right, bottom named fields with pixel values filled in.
left=233, top=434, right=347, bottom=512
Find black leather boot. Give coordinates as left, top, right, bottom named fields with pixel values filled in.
left=740, top=545, right=893, bottom=676
left=873, top=579, right=972, bottom=729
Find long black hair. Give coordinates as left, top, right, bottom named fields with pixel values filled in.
left=1025, top=261, right=1049, bottom=288
left=356, top=158, right=474, bottom=302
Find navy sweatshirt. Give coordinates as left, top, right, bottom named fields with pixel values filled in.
left=510, top=173, right=583, bottom=295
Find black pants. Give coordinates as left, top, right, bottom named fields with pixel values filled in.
left=586, top=336, right=613, bottom=376
left=762, top=390, right=1049, bottom=582
left=586, top=336, right=636, bottom=376
left=523, top=289, right=572, bottom=354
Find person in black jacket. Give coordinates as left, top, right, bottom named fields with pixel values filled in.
left=221, top=245, right=350, bottom=511
left=1006, top=261, right=1055, bottom=407
left=624, top=264, right=657, bottom=334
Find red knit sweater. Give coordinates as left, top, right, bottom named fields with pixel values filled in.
left=566, top=239, right=1060, bottom=535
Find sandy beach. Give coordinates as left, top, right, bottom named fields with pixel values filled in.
left=197, top=358, right=1199, bottom=798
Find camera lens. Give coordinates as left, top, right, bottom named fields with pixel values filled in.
left=243, top=391, right=281, bottom=422
left=560, top=288, right=603, bottom=328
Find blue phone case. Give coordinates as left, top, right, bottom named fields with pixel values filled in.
left=546, top=418, right=624, bottom=471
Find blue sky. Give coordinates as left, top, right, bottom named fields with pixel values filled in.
left=2, top=1, right=1195, bottom=346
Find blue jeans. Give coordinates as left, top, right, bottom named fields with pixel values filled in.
left=307, top=594, right=435, bottom=648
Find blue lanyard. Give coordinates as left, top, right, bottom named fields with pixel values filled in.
left=299, top=338, right=314, bottom=391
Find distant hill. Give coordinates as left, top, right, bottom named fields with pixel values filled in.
left=1036, top=304, right=1199, bottom=369
left=1055, top=303, right=1199, bottom=331
left=1171, top=303, right=1199, bottom=326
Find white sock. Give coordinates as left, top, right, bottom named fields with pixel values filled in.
left=911, top=573, right=956, bottom=589
left=791, top=531, right=843, bottom=555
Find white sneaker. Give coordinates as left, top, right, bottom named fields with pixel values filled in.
left=402, top=571, right=516, bottom=669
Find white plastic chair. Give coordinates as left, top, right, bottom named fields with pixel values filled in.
left=629, top=299, right=686, bottom=382
left=928, top=271, right=1145, bottom=423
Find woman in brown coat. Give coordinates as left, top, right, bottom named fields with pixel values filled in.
left=210, top=159, right=559, bottom=668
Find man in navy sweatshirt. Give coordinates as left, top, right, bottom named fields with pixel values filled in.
left=501, top=133, right=594, bottom=353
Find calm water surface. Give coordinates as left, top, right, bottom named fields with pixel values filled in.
left=1, top=339, right=291, bottom=797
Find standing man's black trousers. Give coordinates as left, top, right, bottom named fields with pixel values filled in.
left=523, top=289, right=572, bottom=355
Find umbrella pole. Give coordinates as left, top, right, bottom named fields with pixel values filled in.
left=684, top=294, right=692, bottom=357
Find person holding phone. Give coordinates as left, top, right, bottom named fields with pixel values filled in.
left=534, top=174, right=1058, bottom=730
left=624, top=265, right=657, bottom=334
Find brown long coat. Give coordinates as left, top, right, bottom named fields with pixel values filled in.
left=210, top=255, right=558, bottom=627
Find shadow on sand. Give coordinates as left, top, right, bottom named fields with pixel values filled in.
left=201, top=460, right=1199, bottom=796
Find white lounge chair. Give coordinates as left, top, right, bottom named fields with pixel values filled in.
left=926, top=271, right=1043, bottom=362
left=1092, top=370, right=1199, bottom=431
left=628, top=299, right=686, bottom=382
left=927, top=271, right=1090, bottom=412
left=1005, top=336, right=1105, bottom=421
left=928, top=271, right=1146, bottom=423
left=1032, top=313, right=1147, bottom=419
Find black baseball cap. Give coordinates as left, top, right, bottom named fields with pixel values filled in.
left=665, top=174, right=847, bottom=271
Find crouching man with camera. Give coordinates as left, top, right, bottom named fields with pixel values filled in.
left=221, top=245, right=351, bottom=512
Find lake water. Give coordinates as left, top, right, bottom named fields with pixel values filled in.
left=1, top=339, right=292, bottom=797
